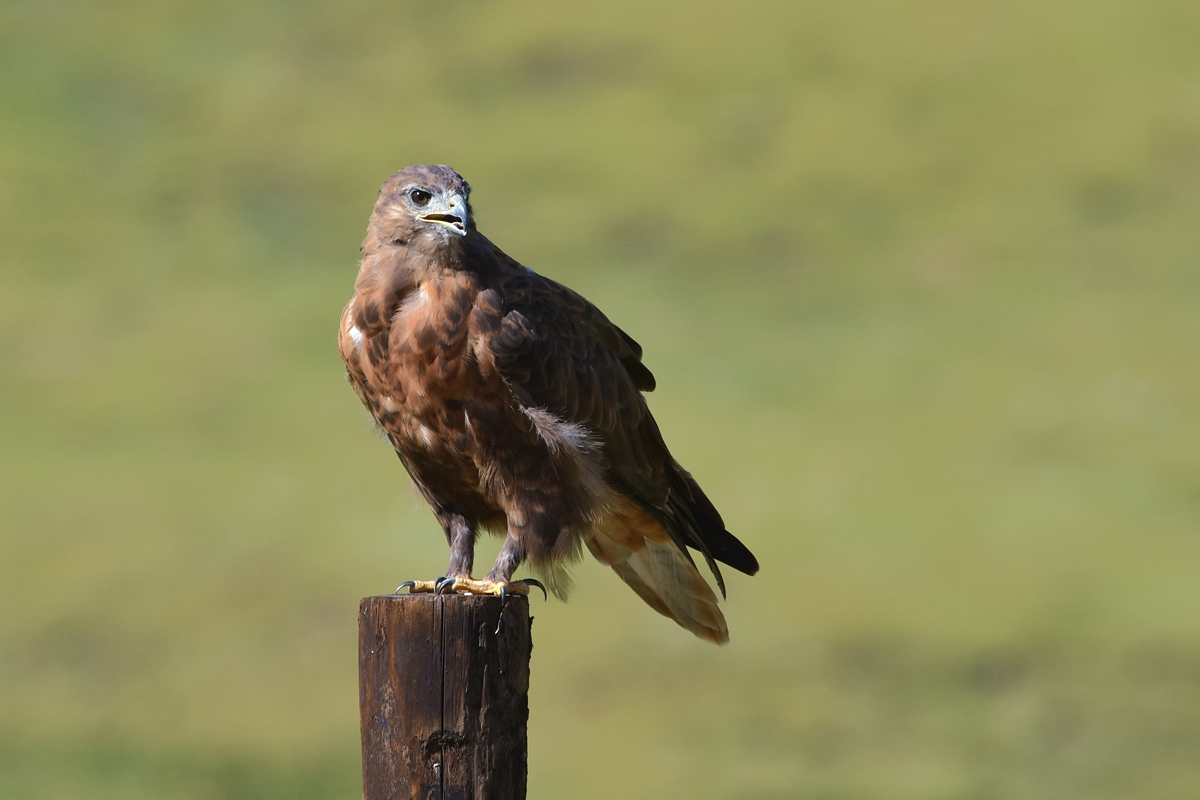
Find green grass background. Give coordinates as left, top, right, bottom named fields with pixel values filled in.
left=3, top=0, right=1200, bottom=797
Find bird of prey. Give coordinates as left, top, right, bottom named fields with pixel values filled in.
left=339, top=165, right=758, bottom=643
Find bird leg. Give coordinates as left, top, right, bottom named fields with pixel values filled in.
left=396, top=513, right=475, bottom=595
left=430, top=532, right=546, bottom=599
left=438, top=513, right=475, bottom=592
left=395, top=517, right=545, bottom=598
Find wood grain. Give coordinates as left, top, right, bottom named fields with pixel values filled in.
left=359, top=594, right=531, bottom=800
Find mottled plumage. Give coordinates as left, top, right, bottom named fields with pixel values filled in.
left=339, top=165, right=757, bottom=643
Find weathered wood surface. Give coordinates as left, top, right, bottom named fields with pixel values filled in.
left=359, top=594, right=532, bottom=800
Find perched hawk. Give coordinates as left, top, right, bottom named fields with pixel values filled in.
left=339, top=165, right=758, bottom=643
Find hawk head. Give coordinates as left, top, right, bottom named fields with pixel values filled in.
left=369, top=164, right=475, bottom=248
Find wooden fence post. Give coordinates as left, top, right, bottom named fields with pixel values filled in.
left=359, top=594, right=532, bottom=800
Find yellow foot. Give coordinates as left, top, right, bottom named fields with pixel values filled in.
left=393, top=579, right=442, bottom=594
left=395, top=577, right=546, bottom=600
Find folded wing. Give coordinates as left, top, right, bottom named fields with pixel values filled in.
left=482, top=266, right=758, bottom=642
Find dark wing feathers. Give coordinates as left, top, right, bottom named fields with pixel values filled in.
left=672, top=467, right=760, bottom=577
left=486, top=270, right=758, bottom=584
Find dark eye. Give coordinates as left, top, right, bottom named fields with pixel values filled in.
left=410, top=189, right=432, bottom=206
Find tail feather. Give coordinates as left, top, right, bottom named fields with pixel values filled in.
left=586, top=497, right=730, bottom=644
left=612, top=466, right=759, bottom=602
left=610, top=541, right=728, bottom=644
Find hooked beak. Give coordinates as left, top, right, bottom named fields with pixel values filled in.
left=418, top=192, right=469, bottom=236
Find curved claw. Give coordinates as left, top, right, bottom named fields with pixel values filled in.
left=395, top=581, right=417, bottom=594
left=519, top=578, right=548, bottom=601
left=435, top=577, right=456, bottom=595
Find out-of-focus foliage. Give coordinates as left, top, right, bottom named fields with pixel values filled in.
left=2, top=1, right=1200, bottom=797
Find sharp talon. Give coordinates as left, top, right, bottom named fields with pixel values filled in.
left=435, top=577, right=456, bottom=595
left=499, top=584, right=508, bottom=603
left=520, top=578, right=548, bottom=601
left=395, top=581, right=416, bottom=594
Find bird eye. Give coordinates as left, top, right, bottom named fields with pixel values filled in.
left=410, top=189, right=432, bottom=206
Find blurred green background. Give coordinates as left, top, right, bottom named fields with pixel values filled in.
left=3, top=0, right=1200, bottom=797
